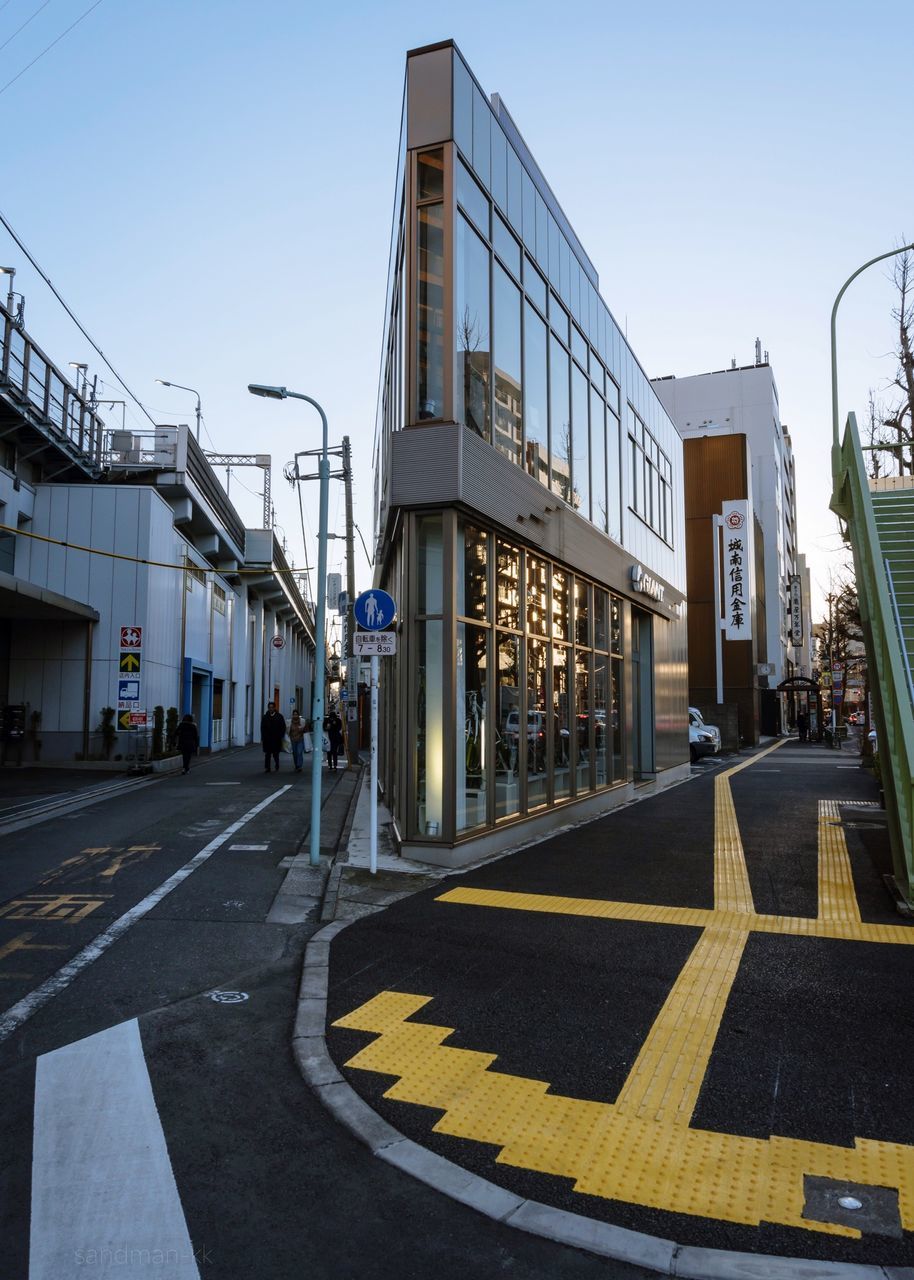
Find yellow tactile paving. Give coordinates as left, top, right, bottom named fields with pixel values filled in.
left=713, top=737, right=786, bottom=913
left=613, top=926, right=749, bottom=1127
left=332, top=763, right=914, bottom=1239
left=817, top=800, right=863, bottom=924
left=333, top=989, right=914, bottom=1236
left=435, top=885, right=914, bottom=945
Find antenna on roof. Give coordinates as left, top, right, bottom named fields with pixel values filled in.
left=731, top=357, right=737, bottom=369
left=755, top=337, right=762, bottom=365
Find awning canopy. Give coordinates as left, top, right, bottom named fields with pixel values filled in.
left=0, top=571, right=99, bottom=622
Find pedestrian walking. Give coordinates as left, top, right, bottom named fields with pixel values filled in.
left=797, top=711, right=809, bottom=744
left=260, top=701, right=287, bottom=772
left=176, top=713, right=199, bottom=774
left=289, top=709, right=307, bottom=772
left=323, top=708, right=344, bottom=772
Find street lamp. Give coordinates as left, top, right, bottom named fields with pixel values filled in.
left=248, top=382, right=329, bottom=869
left=155, top=378, right=202, bottom=442
left=830, top=242, right=914, bottom=468
left=0, top=267, right=23, bottom=325
left=68, top=362, right=89, bottom=399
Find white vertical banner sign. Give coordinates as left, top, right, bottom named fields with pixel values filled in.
left=789, top=574, right=803, bottom=645
left=721, top=500, right=753, bottom=642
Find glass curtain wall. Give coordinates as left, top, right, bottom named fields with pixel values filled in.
left=413, top=513, right=628, bottom=840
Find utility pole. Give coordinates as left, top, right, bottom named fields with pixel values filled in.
left=342, top=436, right=360, bottom=763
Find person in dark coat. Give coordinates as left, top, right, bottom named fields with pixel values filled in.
left=323, top=709, right=344, bottom=772
left=260, top=702, right=287, bottom=772
left=176, top=714, right=199, bottom=774
left=796, top=711, right=809, bottom=743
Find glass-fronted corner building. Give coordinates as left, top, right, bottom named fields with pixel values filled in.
left=373, top=40, right=689, bottom=866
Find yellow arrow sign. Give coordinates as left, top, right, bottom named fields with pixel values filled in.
left=119, top=651, right=141, bottom=673
left=118, top=711, right=131, bottom=730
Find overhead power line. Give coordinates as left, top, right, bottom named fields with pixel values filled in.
left=0, top=0, right=104, bottom=97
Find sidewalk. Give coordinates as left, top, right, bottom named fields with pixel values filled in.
left=296, top=741, right=914, bottom=1277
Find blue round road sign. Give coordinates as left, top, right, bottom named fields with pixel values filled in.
left=354, top=589, right=396, bottom=631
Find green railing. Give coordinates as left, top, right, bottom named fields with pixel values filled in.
left=832, top=411, right=914, bottom=907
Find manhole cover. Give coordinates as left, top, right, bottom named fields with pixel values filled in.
left=209, top=990, right=249, bottom=1004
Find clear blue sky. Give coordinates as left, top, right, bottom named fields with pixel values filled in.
left=4, top=0, right=911, bottom=627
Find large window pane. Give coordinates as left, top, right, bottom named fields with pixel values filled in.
left=493, top=263, right=522, bottom=465
left=453, top=55, right=472, bottom=157
left=575, top=577, right=590, bottom=647
left=496, top=541, right=520, bottom=629
left=457, top=157, right=489, bottom=236
left=416, top=620, right=444, bottom=837
left=553, top=645, right=571, bottom=799
left=455, top=213, right=490, bottom=440
left=524, top=256, right=547, bottom=314
left=593, top=589, right=608, bottom=650
left=522, top=169, right=536, bottom=248
left=417, top=148, right=443, bottom=200
left=493, top=212, right=521, bottom=278
left=491, top=122, right=507, bottom=211
left=591, top=386, right=607, bottom=533
left=549, top=335, right=572, bottom=505
left=457, top=623, right=489, bottom=833
left=535, top=192, right=548, bottom=271
left=526, top=553, right=548, bottom=636
left=523, top=302, right=548, bottom=486
left=527, top=637, right=548, bottom=809
left=594, top=653, right=609, bottom=788
left=611, top=656, right=624, bottom=781
left=458, top=519, right=488, bottom=620
left=417, top=204, right=444, bottom=421
left=607, top=409, right=621, bottom=541
left=417, top=515, right=443, bottom=615
left=572, top=364, right=589, bottom=517
left=552, top=568, right=570, bottom=642
left=472, top=86, right=491, bottom=187
left=575, top=651, right=592, bottom=794
left=496, top=633, right=521, bottom=818
left=506, top=145, right=522, bottom=234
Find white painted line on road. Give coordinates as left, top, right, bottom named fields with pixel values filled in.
left=0, top=776, right=163, bottom=836
left=30, top=1019, right=199, bottom=1280
left=228, top=844, right=269, bottom=850
left=0, top=786, right=292, bottom=1043
left=205, top=782, right=241, bottom=786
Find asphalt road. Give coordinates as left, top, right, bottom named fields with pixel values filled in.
left=1, top=750, right=655, bottom=1280
left=326, top=743, right=914, bottom=1270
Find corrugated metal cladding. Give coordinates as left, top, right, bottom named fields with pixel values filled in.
left=653, top=609, right=689, bottom=770
left=391, top=423, right=684, bottom=614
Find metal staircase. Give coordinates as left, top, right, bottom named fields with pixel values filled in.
left=832, top=413, right=914, bottom=908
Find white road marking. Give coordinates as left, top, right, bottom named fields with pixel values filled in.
left=228, top=844, right=269, bottom=851
left=0, top=777, right=162, bottom=836
left=30, top=1018, right=199, bottom=1279
left=205, top=782, right=241, bottom=786
left=0, top=786, right=292, bottom=1042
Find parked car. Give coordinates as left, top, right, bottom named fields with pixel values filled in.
left=689, top=706, right=721, bottom=763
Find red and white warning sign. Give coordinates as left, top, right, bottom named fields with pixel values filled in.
left=120, top=626, right=143, bottom=649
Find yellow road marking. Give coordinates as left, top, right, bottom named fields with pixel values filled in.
left=335, top=765, right=908, bottom=1237
left=614, top=926, right=749, bottom=1126
left=436, top=885, right=914, bottom=945
left=0, top=894, right=110, bottom=924
left=335, top=990, right=914, bottom=1236
left=818, top=801, right=862, bottom=924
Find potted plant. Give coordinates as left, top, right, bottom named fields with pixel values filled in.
left=97, top=706, right=117, bottom=760
left=29, top=709, right=42, bottom=762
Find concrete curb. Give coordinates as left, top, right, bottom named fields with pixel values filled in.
left=293, top=919, right=911, bottom=1280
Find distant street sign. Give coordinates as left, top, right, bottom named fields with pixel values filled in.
left=119, top=651, right=141, bottom=673
left=120, top=626, right=142, bottom=649
left=354, top=589, right=396, bottom=631
left=354, top=630, right=396, bottom=656
left=271, top=634, right=285, bottom=649
left=118, top=678, right=140, bottom=703
left=129, top=710, right=147, bottom=726
left=341, top=688, right=349, bottom=700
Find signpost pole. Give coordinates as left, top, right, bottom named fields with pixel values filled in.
left=370, top=654, right=379, bottom=875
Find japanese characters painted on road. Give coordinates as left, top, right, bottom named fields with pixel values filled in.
left=354, top=589, right=397, bottom=632
left=722, top=500, right=753, bottom=642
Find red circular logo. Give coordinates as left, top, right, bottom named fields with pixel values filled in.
left=725, top=511, right=744, bottom=531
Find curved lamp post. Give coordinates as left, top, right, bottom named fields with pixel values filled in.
left=248, top=383, right=329, bottom=869
left=155, top=378, right=203, bottom=443
left=831, top=242, right=914, bottom=470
